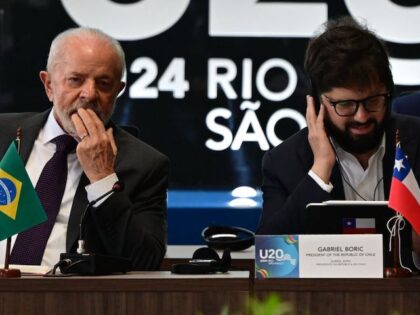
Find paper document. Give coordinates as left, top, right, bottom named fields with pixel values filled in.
left=0, top=264, right=51, bottom=275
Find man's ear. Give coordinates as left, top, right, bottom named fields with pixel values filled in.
left=39, top=71, right=54, bottom=102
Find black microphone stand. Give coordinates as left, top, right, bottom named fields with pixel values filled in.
left=56, top=181, right=131, bottom=275
left=77, top=181, right=123, bottom=254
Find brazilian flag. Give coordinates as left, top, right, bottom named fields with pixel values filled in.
left=0, top=142, right=46, bottom=241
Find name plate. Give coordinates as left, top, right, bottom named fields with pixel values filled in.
left=255, top=235, right=383, bottom=279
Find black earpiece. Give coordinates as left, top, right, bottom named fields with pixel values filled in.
left=308, top=77, right=321, bottom=113
left=201, top=225, right=254, bottom=251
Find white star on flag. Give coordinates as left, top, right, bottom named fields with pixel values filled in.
left=394, top=158, right=405, bottom=172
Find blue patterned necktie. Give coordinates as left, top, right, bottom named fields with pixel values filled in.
left=10, top=135, right=77, bottom=265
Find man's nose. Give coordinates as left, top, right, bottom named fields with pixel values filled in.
left=79, top=80, right=98, bottom=101
left=353, top=102, right=370, bottom=122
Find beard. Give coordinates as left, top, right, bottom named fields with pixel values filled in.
left=324, top=111, right=389, bottom=155
left=54, top=100, right=113, bottom=137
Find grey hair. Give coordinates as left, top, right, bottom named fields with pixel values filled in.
left=46, top=27, right=126, bottom=79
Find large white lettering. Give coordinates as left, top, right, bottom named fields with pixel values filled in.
left=344, top=0, right=420, bottom=43
left=208, top=58, right=297, bottom=101
left=60, top=0, right=190, bottom=40
left=129, top=57, right=189, bottom=98
left=208, top=59, right=238, bottom=100
left=231, top=101, right=270, bottom=151
left=205, top=100, right=306, bottom=151
left=344, top=0, right=420, bottom=85
left=209, top=0, right=327, bottom=37
left=205, top=108, right=233, bottom=151
left=256, top=59, right=297, bottom=102
left=62, top=1, right=420, bottom=85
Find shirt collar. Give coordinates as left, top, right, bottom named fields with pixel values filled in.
left=39, top=110, right=68, bottom=145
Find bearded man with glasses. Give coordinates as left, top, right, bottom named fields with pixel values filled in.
left=257, top=16, right=420, bottom=270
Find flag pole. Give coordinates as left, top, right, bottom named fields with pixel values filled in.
left=0, top=128, right=22, bottom=278
left=385, top=129, right=411, bottom=278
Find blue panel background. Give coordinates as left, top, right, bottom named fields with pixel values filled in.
left=167, top=190, right=262, bottom=244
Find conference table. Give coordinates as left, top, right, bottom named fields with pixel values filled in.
left=255, top=277, right=420, bottom=315
left=1, top=246, right=419, bottom=315
left=0, top=271, right=250, bottom=315
left=162, top=245, right=420, bottom=315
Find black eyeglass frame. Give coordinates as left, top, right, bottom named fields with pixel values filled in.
left=322, top=92, right=391, bottom=117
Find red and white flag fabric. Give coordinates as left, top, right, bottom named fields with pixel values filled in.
left=388, top=142, right=420, bottom=235
left=342, top=218, right=376, bottom=234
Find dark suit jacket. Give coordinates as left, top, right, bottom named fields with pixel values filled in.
left=257, top=114, right=420, bottom=267
left=0, top=111, right=169, bottom=270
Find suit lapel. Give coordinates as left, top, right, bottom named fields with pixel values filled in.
left=383, top=128, right=395, bottom=199
left=18, top=111, right=50, bottom=163
left=330, top=164, right=345, bottom=199
left=399, top=123, right=419, bottom=172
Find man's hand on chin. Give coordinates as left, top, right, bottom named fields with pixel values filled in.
left=71, top=108, right=117, bottom=183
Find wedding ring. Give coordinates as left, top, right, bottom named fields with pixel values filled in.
left=80, top=133, right=89, bottom=141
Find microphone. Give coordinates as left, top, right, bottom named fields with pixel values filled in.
left=58, top=181, right=131, bottom=275
left=77, top=181, right=124, bottom=254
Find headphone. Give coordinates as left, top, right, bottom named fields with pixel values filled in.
left=308, top=77, right=321, bottom=112
left=171, top=247, right=231, bottom=274
left=201, top=225, right=254, bottom=251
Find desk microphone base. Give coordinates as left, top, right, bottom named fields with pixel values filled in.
left=59, top=253, right=131, bottom=275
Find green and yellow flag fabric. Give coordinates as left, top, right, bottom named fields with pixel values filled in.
left=0, top=142, right=46, bottom=241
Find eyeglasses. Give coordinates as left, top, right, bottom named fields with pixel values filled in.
left=322, top=93, right=391, bottom=117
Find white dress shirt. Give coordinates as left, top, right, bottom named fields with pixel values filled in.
left=332, top=135, right=386, bottom=201
left=309, top=135, right=386, bottom=201
left=0, top=110, right=118, bottom=268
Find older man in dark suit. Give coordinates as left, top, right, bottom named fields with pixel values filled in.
left=0, top=27, right=169, bottom=270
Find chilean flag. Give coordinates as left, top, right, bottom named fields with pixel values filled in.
left=343, top=218, right=376, bottom=234
left=388, top=142, right=420, bottom=235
